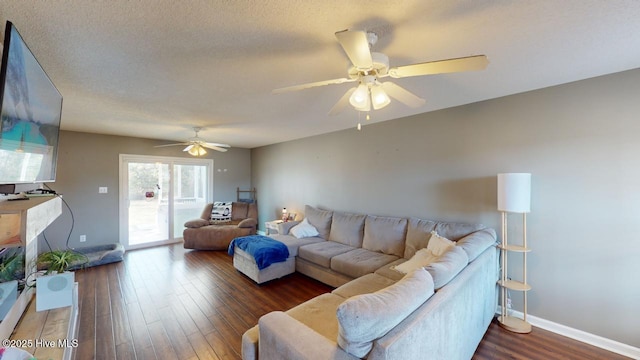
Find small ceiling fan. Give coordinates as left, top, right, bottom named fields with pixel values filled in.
left=273, top=29, right=488, bottom=114
left=154, top=127, right=230, bottom=156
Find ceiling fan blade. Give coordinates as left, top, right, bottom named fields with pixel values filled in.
left=183, top=144, right=194, bottom=152
left=204, top=142, right=231, bottom=148
left=388, top=55, right=489, bottom=78
left=200, top=143, right=228, bottom=152
left=335, top=30, right=373, bottom=70
left=381, top=82, right=426, bottom=108
left=273, top=78, right=354, bottom=94
left=154, top=142, right=189, bottom=148
left=328, top=87, right=356, bottom=116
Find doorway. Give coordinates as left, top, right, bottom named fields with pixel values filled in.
left=119, top=154, right=213, bottom=250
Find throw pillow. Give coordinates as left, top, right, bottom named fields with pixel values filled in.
left=336, top=268, right=435, bottom=358
left=304, top=205, right=333, bottom=239
left=289, top=218, right=320, bottom=239
left=427, top=231, right=455, bottom=256
left=211, top=201, right=233, bottom=221
left=391, top=248, right=438, bottom=274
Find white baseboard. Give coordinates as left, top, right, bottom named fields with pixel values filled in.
left=496, top=309, right=640, bottom=359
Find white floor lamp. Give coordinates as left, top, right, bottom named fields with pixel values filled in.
left=497, top=173, right=532, bottom=333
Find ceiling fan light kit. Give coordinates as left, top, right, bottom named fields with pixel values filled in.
left=186, top=144, right=207, bottom=156
left=349, top=83, right=371, bottom=111
left=273, top=29, right=488, bottom=115
left=154, top=127, right=230, bottom=156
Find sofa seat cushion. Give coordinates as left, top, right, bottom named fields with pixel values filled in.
left=374, top=258, right=408, bottom=282
left=362, top=215, right=407, bottom=257
left=336, top=268, right=435, bottom=358
left=286, top=293, right=346, bottom=342
left=183, top=225, right=255, bottom=250
left=298, top=241, right=355, bottom=268
left=332, top=273, right=396, bottom=298
left=330, top=248, right=399, bottom=279
left=268, top=234, right=325, bottom=257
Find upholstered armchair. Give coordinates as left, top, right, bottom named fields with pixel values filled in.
left=183, top=201, right=258, bottom=250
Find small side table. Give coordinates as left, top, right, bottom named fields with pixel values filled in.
left=265, top=220, right=283, bottom=235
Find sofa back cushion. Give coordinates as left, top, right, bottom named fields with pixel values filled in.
left=305, top=205, right=333, bottom=240
left=434, top=221, right=485, bottom=241
left=425, top=245, right=469, bottom=289
left=362, top=215, right=407, bottom=257
left=329, top=212, right=366, bottom=247
left=455, top=228, right=497, bottom=262
left=404, top=218, right=437, bottom=259
left=248, top=202, right=258, bottom=220
left=231, top=202, right=248, bottom=220
left=336, top=268, right=435, bottom=358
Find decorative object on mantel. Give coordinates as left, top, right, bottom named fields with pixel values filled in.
left=497, top=172, right=532, bottom=333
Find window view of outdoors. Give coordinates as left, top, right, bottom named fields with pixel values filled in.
left=127, top=162, right=208, bottom=246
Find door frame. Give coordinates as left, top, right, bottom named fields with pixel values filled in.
left=118, top=154, right=214, bottom=250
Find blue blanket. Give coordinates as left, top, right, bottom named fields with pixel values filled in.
left=228, top=235, right=290, bottom=270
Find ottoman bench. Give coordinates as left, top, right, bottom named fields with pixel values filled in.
left=232, top=248, right=295, bottom=284
left=230, top=234, right=324, bottom=284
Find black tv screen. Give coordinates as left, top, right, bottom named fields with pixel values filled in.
left=0, top=21, right=62, bottom=185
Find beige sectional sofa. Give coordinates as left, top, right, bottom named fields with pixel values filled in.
left=242, top=205, right=498, bottom=360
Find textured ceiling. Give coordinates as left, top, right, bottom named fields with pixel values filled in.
left=1, top=1, right=640, bottom=148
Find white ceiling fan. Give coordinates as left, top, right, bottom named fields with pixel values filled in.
left=154, top=127, right=230, bottom=156
left=273, top=29, right=489, bottom=115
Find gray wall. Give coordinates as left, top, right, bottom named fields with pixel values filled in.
left=251, top=69, right=640, bottom=347
left=43, top=131, right=251, bottom=251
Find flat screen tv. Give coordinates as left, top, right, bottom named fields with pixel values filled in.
left=0, top=21, right=62, bottom=185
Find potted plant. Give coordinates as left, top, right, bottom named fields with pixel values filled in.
left=0, top=253, right=23, bottom=282
left=37, top=249, right=87, bottom=274
left=35, top=249, right=87, bottom=311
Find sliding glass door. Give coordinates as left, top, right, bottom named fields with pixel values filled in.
left=119, top=155, right=213, bottom=250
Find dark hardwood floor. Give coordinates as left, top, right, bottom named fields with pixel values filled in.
left=73, top=244, right=630, bottom=360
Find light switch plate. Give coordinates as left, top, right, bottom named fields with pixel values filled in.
left=99, top=187, right=108, bottom=194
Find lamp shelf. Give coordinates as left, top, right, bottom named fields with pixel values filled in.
left=497, top=279, right=532, bottom=292
left=497, top=244, right=531, bottom=252
left=498, top=315, right=532, bottom=334
left=497, top=173, right=532, bottom=334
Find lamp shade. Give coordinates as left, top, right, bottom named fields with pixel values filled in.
left=349, top=84, right=371, bottom=111
left=497, top=173, right=531, bottom=213
left=370, top=84, right=390, bottom=110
